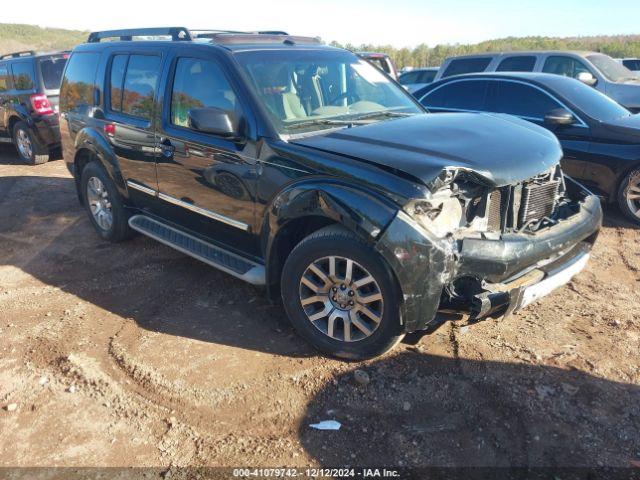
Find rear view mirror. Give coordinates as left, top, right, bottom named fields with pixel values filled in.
left=577, top=71, right=597, bottom=87
left=544, top=108, right=575, bottom=126
left=188, top=108, right=236, bottom=138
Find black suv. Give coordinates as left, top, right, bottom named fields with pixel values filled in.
left=60, top=28, right=602, bottom=359
left=0, top=50, right=68, bottom=164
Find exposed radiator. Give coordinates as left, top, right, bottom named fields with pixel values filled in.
left=518, top=179, right=560, bottom=227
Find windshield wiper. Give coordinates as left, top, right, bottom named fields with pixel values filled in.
left=286, top=118, right=367, bottom=131
left=349, top=110, right=414, bottom=121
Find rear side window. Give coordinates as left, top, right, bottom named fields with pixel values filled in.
left=622, top=59, right=640, bottom=70
left=496, top=56, right=536, bottom=72
left=441, top=58, right=491, bottom=78
left=60, top=52, right=100, bottom=114
left=542, top=56, right=590, bottom=78
left=39, top=57, right=68, bottom=90
left=487, top=81, right=561, bottom=119
left=399, top=71, right=419, bottom=85
left=170, top=57, right=237, bottom=128
left=0, top=65, right=10, bottom=91
left=11, top=61, right=36, bottom=90
left=120, top=55, right=161, bottom=120
left=420, top=80, right=489, bottom=111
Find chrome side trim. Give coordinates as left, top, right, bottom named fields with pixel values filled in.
left=126, top=180, right=157, bottom=196
left=157, top=192, right=249, bottom=231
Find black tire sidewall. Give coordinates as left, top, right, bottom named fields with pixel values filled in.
left=12, top=122, right=36, bottom=164
left=80, top=161, right=130, bottom=242
left=281, top=230, right=403, bottom=360
left=617, top=168, right=640, bottom=225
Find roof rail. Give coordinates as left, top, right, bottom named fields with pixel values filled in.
left=0, top=50, right=36, bottom=60
left=87, top=27, right=192, bottom=43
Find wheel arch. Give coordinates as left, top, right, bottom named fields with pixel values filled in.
left=262, top=180, right=399, bottom=301
left=72, top=128, right=126, bottom=203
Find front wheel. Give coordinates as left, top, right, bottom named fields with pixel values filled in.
left=617, top=168, right=640, bottom=225
left=281, top=226, right=404, bottom=360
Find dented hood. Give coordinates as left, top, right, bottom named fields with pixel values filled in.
left=291, top=112, right=562, bottom=189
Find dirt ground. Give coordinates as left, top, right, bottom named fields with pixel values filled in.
left=1, top=144, right=639, bottom=472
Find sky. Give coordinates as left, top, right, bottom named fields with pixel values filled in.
left=3, top=0, right=640, bottom=48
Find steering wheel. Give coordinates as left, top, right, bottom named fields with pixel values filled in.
left=328, top=91, right=360, bottom=106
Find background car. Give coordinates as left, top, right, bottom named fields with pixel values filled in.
left=356, top=52, right=398, bottom=79
left=399, top=66, right=439, bottom=93
left=433, top=51, right=640, bottom=113
left=416, top=72, right=640, bottom=224
left=0, top=50, right=68, bottom=164
left=618, top=58, right=640, bottom=73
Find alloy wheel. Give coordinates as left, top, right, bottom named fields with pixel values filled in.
left=625, top=172, right=640, bottom=220
left=299, top=255, right=384, bottom=342
left=16, top=129, right=33, bottom=160
left=86, top=176, right=114, bottom=231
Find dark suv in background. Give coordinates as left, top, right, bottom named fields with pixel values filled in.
left=59, top=28, right=601, bottom=359
left=0, top=50, right=68, bottom=164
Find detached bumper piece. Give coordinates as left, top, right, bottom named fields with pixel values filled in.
left=469, top=242, right=591, bottom=320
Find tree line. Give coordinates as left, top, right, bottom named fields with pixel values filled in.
left=329, top=35, right=640, bottom=68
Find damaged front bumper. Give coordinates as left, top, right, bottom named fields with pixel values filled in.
left=376, top=188, right=602, bottom=332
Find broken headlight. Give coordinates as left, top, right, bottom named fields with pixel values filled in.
left=406, top=189, right=464, bottom=238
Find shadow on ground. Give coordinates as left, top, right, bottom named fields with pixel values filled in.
left=0, top=168, right=313, bottom=358
left=300, top=350, right=640, bottom=468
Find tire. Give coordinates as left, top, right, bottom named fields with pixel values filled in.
left=617, top=168, right=640, bottom=225
left=281, top=225, right=404, bottom=360
left=12, top=121, right=49, bottom=165
left=80, top=161, right=134, bottom=242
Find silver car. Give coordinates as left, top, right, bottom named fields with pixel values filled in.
left=434, top=51, right=640, bottom=112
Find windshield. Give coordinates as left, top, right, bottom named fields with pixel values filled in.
left=234, top=49, right=422, bottom=135
left=38, top=56, right=68, bottom=90
left=552, top=76, right=631, bottom=121
left=586, top=54, right=638, bottom=83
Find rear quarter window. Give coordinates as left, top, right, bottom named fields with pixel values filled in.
left=60, top=52, right=101, bottom=115
left=11, top=61, right=36, bottom=90
left=442, top=58, right=492, bottom=78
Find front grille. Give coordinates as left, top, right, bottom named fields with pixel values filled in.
left=487, top=189, right=503, bottom=230
left=518, top=180, right=560, bottom=227
left=482, top=168, right=562, bottom=233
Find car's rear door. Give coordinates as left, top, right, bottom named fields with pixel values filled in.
left=153, top=47, right=260, bottom=255
left=102, top=48, right=163, bottom=207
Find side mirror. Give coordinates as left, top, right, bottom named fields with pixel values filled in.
left=544, top=108, right=575, bottom=126
left=188, top=108, right=237, bottom=138
left=576, top=71, right=597, bottom=87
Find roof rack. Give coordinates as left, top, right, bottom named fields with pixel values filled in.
left=0, top=50, right=36, bottom=60
left=87, top=27, right=193, bottom=43
left=86, top=27, right=321, bottom=46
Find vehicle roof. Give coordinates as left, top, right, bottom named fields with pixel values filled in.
left=357, top=52, right=391, bottom=58
left=428, top=71, right=583, bottom=89
left=445, top=50, right=599, bottom=60
left=0, top=51, right=68, bottom=61
left=401, top=66, right=439, bottom=72
left=72, top=37, right=341, bottom=55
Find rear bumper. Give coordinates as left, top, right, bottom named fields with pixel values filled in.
left=376, top=190, right=602, bottom=332
left=31, top=114, right=60, bottom=149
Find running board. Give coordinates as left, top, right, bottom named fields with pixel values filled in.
left=128, top=215, right=265, bottom=285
